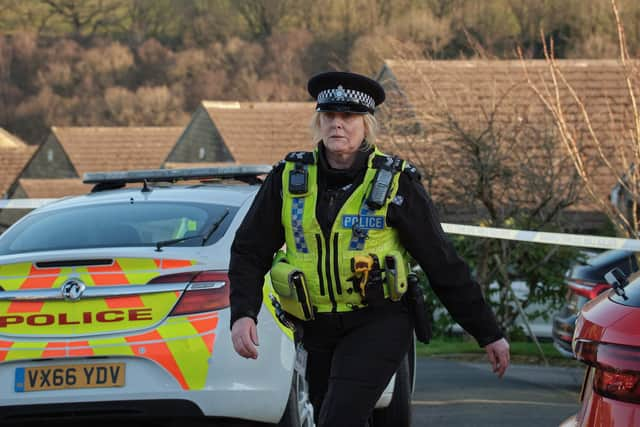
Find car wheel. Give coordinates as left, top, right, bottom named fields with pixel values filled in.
left=371, top=354, right=412, bottom=427
left=278, top=367, right=315, bottom=427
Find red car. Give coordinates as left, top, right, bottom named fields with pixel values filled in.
left=563, top=267, right=640, bottom=426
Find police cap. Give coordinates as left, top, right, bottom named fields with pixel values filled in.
left=307, top=71, right=385, bottom=115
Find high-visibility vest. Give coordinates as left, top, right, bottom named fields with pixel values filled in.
left=280, top=147, right=410, bottom=314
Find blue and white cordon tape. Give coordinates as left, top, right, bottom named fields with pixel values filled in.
left=2, top=199, right=639, bottom=251
left=442, top=223, right=640, bottom=251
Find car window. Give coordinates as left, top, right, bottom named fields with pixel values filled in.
left=0, top=201, right=238, bottom=255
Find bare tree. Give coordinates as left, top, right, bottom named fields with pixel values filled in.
left=38, top=0, right=127, bottom=40
left=523, top=0, right=640, bottom=238
left=233, top=0, right=296, bottom=40
left=379, top=59, right=582, bottom=334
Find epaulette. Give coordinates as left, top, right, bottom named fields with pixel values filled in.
left=372, top=154, right=403, bottom=172
left=402, top=161, right=422, bottom=181
left=284, top=151, right=315, bottom=164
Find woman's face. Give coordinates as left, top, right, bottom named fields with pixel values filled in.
left=319, top=111, right=366, bottom=156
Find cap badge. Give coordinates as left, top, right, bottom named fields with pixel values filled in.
left=335, top=85, right=346, bottom=100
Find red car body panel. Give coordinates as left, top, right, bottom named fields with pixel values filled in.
left=572, top=291, right=640, bottom=427
left=579, top=390, right=640, bottom=427
left=576, top=293, right=640, bottom=345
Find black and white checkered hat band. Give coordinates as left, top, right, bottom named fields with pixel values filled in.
left=316, top=85, right=375, bottom=111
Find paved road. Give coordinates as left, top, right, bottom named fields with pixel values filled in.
left=412, top=357, right=584, bottom=427
left=6, top=357, right=584, bottom=427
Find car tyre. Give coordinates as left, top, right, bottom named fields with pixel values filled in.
left=371, top=354, right=412, bottom=427
left=278, top=366, right=315, bottom=427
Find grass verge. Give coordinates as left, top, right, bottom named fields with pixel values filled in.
left=417, top=335, right=582, bottom=367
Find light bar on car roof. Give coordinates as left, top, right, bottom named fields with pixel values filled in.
left=83, top=165, right=272, bottom=184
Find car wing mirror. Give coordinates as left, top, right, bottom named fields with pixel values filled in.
left=604, top=267, right=629, bottom=299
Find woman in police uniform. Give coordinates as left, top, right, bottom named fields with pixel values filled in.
left=229, top=71, right=510, bottom=427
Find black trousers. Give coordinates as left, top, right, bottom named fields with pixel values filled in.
left=301, top=300, right=413, bottom=427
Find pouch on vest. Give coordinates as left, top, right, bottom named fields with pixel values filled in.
left=384, top=251, right=408, bottom=301
left=406, top=273, right=432, bottom=344
left=270, top=256, right=314, bottom=321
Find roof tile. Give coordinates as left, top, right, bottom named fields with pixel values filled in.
left=202, top=101, right=315, bottom=165
left=52, top=126, right=184, bottom=176
left=18, top=178, right=91, bottom=198
left=379, top=59, right=640, bottom=214
left=0, top=130, right=36, bottom=197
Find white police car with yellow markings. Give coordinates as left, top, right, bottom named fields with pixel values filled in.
left=0, top=167, right=414, bottom=426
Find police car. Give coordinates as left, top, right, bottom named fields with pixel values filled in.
left=0, top=167, right=414, bottom=426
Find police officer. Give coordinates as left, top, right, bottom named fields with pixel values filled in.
left=230, top=71, right=510, bottom=427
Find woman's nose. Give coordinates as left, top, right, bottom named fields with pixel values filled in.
left=331, top=116, right=344, bottom=128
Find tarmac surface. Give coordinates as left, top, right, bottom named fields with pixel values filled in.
left=4, top=356, right=585, bottom=427
left=411, top=357, right=584, bottom=427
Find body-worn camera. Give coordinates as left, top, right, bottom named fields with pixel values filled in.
left=288, top=165, right=308, bottom=195
left=366, top=168, right=394, bottom=210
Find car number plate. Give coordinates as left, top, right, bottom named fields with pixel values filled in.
left=15, top=362, right=125, bottom=392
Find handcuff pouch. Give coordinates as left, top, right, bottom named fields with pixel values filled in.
left=270, top=253, right=314, bottom=321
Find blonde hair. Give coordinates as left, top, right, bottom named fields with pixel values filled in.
left=310, top=111, right=378, bottom=149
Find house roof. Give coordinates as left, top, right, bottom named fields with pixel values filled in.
left=201, top=101, right=315, bottom=164
left=0, top=128, right=27, bottom=149
left=0, top=130, right=36, bottom=197
left=18, top=178, right=91, bottom=198
left=51, top=126, right=184, bottom=176
left=378, top=59, right=640, bottom=216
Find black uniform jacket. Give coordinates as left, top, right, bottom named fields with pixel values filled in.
left=229, top=143, right=504, bottom=347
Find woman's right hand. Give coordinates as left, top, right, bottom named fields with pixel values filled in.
left=231, top=316, right=259, bottom=359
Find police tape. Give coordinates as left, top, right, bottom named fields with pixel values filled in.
left=0, top=199, right=57, bottom=209
left=442, top=223, right=640, bottom=251
left=1, top=198, right=639, bottom=251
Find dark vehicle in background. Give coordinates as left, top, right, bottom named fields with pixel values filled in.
left=552, top=249, right=638, bottom=357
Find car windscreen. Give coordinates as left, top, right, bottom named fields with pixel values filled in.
left=0, top=201, right=238, bottom=255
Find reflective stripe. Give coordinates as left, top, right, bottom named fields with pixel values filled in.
left=0, top=282, right=188, bottom=301
left=188, top=313, right=219, bottom=353
left=332, top=233, right=342, bottom=294
left=88, top=337, right=135, bottom=357
left=0, top=257, right=215, bottom=390
left=160, top=315, right=218, bottom=389
left=349, top=203, right=375, bottom=250
left=160, top=259, right=195, bottom=269
left=125, top=330, right=189, bottom=389
left=323, top=232, right=337, bottom=311
left=0, top=314, right=219, bottom=390
left=292, top=197, right=309, bottom=253
left=315, top=234, right=325, bottom=296
left=8, top=265, right=60, bottom=313
left=0, top=340, right=13, bottom=362
left=42, top=342, right=68, bottom=358
left=4, top=342, right=48, bottom=361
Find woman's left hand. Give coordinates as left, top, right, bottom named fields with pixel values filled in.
left=485, top=338, right=510, bottom=378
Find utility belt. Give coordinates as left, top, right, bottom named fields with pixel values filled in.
left=270, top=252, right=432, bottom=343
left=269, top=251, right=411, bottom=320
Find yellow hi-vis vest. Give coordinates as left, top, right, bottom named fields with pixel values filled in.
left=280, top=147, right=409, bottom=314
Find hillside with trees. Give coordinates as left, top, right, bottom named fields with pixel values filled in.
left=1, top=0, right=639, bottom=145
